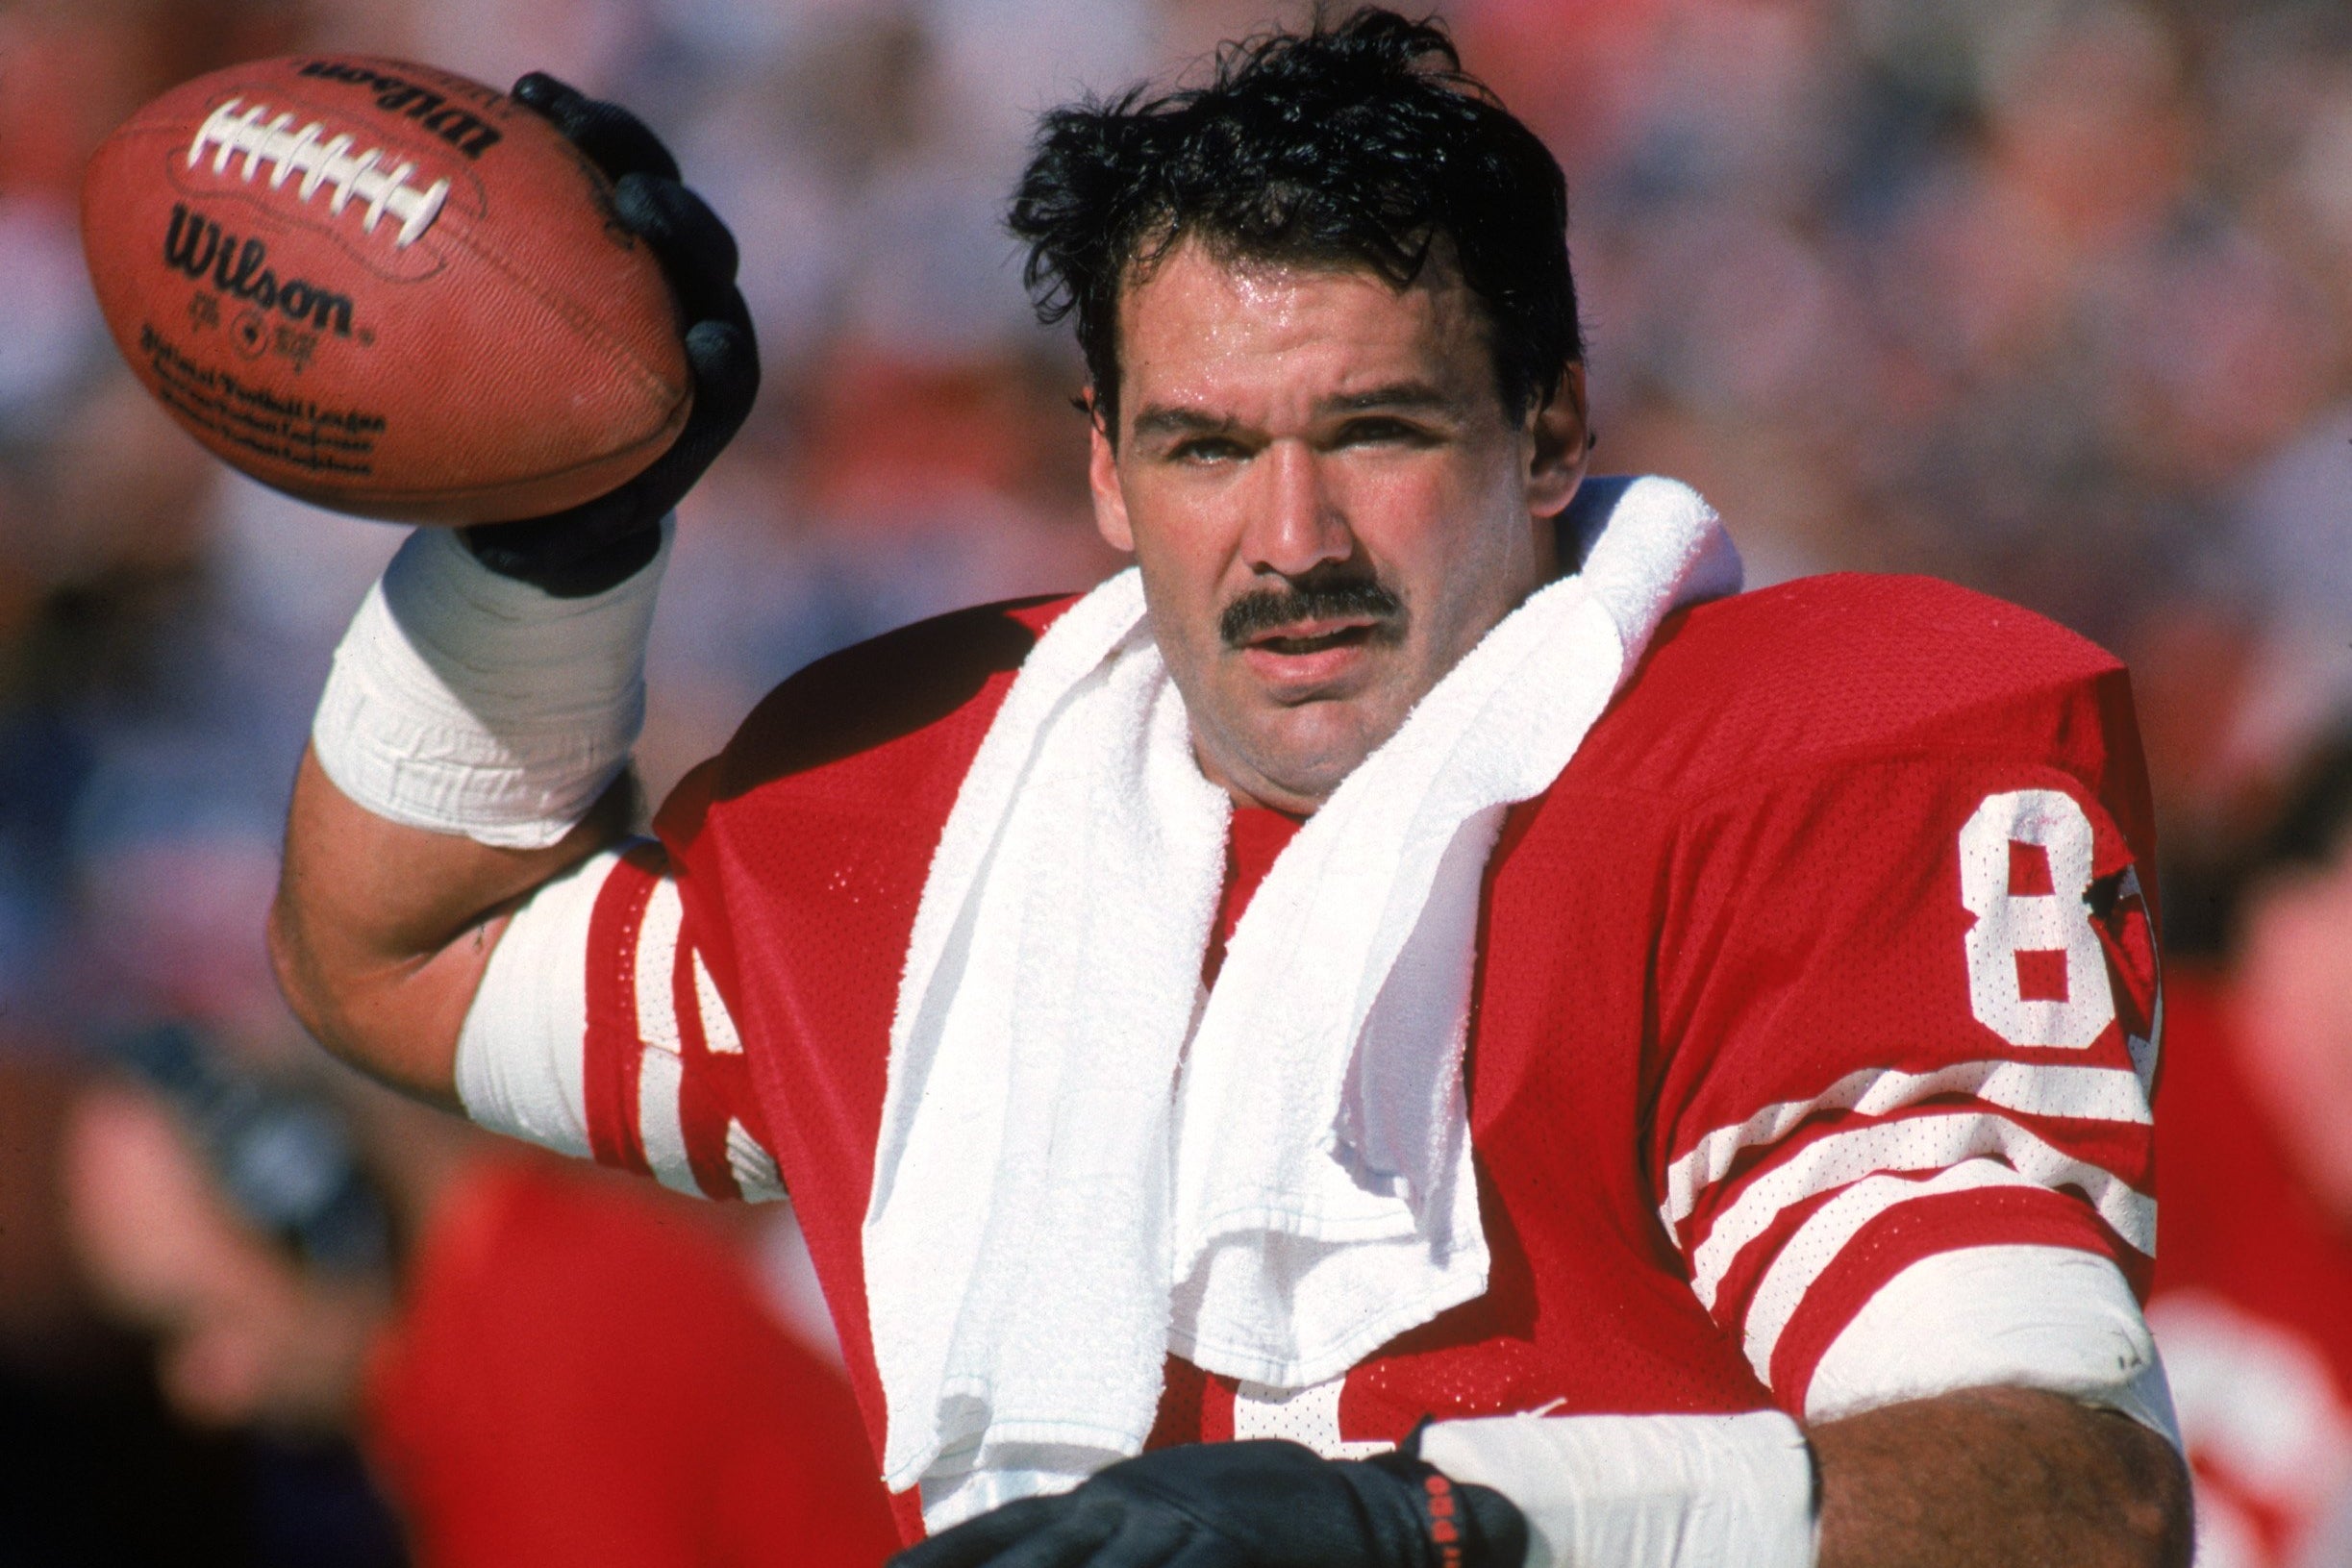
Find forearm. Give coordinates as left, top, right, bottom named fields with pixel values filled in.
left=270, top=521, right=667, bottom=1105
left=270, top=748, right=635, bottom=1106
left=1813, top=1386, right=2189, bottom=1568
left=1418, top=1386, right=2187, bottom=1568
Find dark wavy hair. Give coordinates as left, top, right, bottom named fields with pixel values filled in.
left=1008, top=7, right=1581, bottom=436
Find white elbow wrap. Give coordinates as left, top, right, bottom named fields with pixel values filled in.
left=1806, top=1246, right=2180, bottom=1447
left=1419, top=1409, right=1817, bottom=1568
left=311, top=522, right=670, bottom=849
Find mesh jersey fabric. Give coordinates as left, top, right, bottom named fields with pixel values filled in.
left=574, top=573, right=2163, bottom=1542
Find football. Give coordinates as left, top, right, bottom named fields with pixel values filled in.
left=81, top=56, right=692, bottom=524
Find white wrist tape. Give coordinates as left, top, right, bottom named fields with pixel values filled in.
left=311, top=522, right=670, bottom=849
left=1419, top=1409, right=1816, bottom=1568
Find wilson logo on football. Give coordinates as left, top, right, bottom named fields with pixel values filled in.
left=186, top=99, right=451, bottom=248
left=162, top=204, right=358, bottom=337
left=292, top=62, right=503, bottom=159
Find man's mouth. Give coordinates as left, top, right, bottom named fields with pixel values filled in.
left=1219, top=580, right=1404, bottom=656
left=1218, top=580, right=1405, bottom=695
left=1244, top=617, right=1383, bottom=657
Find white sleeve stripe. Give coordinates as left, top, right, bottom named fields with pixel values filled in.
left=1689, top=1109, right=2155, bottom=1309
left=1739, top=1159, right=2039, bottom=1381
left=454, top=844, right=625, bottom=1156
left=727, top=1117, right=786, bottom=1202
left=1661, top=1058, right=2152, bottom=1235
left=637, top=1047, right=699, bottom=1195
left=634, top=878, right=684, bottom=1057
left=693, top=949, right=743, bottom=1054
left=1807, top=1245, right=2179, bottom=1447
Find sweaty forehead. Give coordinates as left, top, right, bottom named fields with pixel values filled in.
left=1112, top=240, right=1494, bottom=428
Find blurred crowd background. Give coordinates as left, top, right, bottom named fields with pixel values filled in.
left=2, top=0, right=2349, bottom=1563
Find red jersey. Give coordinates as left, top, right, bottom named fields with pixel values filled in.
left=2149, top=972, right=2352, bottom=1568
left=364, top=1156, right=901, bottom=1567
left=576, top=573, right=2163, bottom=1541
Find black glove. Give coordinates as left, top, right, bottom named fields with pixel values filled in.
left=460, top=71, right=761, bottom=597
left=890, top=1439, right=1529, bottom=1568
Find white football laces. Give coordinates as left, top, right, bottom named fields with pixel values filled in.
left=187, top=99, right=451, bottom=248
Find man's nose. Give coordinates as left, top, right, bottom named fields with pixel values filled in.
left=1240, top=440, right=1353, bottom=578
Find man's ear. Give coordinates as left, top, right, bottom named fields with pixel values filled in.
left=1087, top=393, right=1136, bottom=554
left=1524, top=361, right=1590, bottom=520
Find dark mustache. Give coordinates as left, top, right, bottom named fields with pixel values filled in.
left=1219, top=579, right=1404, bottom=648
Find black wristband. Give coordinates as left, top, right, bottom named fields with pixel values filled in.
left=466, top=74, right=759, bottom=597
left=1361, top=1450, right=1531, bottom=1568
left=460, top=510, right=665, bottom=597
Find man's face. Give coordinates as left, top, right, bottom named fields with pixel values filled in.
left=1088, top=239, right=1587, bottom=813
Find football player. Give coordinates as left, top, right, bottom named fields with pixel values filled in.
left=272, top=12, right=2190, bottom=1566
left=62, top=1025, right=901, bottom=1567
left=2146, top=734, right=2352, bottom=1566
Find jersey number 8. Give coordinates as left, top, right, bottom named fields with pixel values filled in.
left=1959, top=789, right=2116, bottom=1050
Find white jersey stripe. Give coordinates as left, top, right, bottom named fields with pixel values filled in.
left=2128, top=995, right=2161, bottom=1096
left=1688, top=1109, right=2155, bottom=1309
left=637, top=1047, right=698, bottom=1195
left=634, top=878, right=685, bottom=1057
left=728, top=1118, right=787, bottom=1202
left=1738, top=1158, right=2037, bottom=1381
left=693, top=949, right=743, bottom=1055
left=1661, top=1059, right=2152, bottom=1237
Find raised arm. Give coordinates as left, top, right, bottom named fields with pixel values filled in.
left=271, top=747, right=634, bottom=1106
left=269, top=73, right=756, bottom=1108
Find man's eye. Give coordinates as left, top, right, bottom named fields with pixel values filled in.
left=1171, top=437, right=1245, bottom=462
left=1335, top=418, right=1433, bottom=447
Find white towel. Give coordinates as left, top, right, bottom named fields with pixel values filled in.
left=864, top=477, right=1741, bottom=1529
